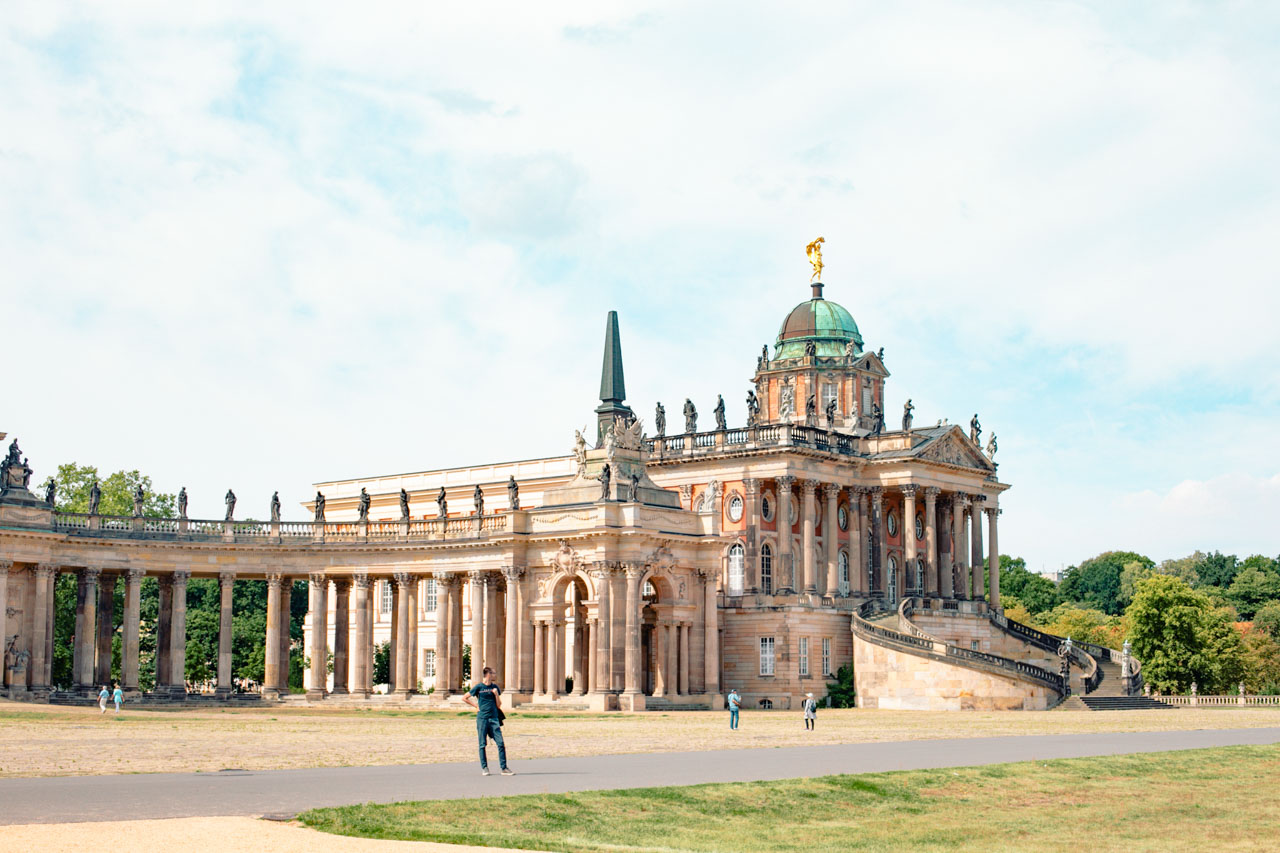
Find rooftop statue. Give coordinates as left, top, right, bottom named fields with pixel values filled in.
left=573, top=429, right=589, bottom=476
left=845, top=340, right=858, bottom=357
left=805, top=236, right=825, bottom=282
left=507, top=476, right=519, bottom=511
left=654, top=403, right=666, bottom=437
left=133, top=484, right=144, bottom=517
left=436, top=486, right=447, bottom=518
left=902, top=398, right=914, bottom=432
left=683, top=399, right=697, bottom=434
left=473, top=484, right=484, bottom=517
left=804, top=341, right=816, bottom=357
left=178, top=487, right=188, bottom=519
left=713, top=395, right=726, bottom=431
left=89, top=479, right=101, bottom=515
left=598, top=463, right=612, bottom=502
left=825, top=397, right=837, bottom=429
left=986, top=433, right=998, bottom=460
left=877, top=347, right=884, bottom=363
left=21, top=458, right=31, bottom=489
left=314, top=491, right=326, bottom=523
left=400, top=488, right=410, bottom=520
left=970, top=413, right=982, bottom=445
left=270, top=491, right=281, bottom=523
left=628, top=470, right=640, bottom=503
left=745, top=389, right=759, bottom=426
left=759, top=344, right=768, bottom=368
left=44, top=477, right=56, bottom=507
left=224, top=489, right=237, bottom=521
left=806, top=393, right=817, bottom=419
left=871, top=402, right=885, bottom=437
left=358, top=487, right=371, bottom=522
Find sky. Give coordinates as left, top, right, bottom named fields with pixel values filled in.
left=2, top=1, right=1278, bottom=572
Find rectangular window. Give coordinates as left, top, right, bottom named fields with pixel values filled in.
left=821, top=383, right=838, bottom=414
left=380, top=580, right=393, bottom=616
left=861, top=385, right=872, bottom=418
left=822, top=637, right=831, bottom=676
left=799, top=637, right=809, bottom=677
left=425, top=578, right=438, bottom=614
left=759, top=637, right=775, bottom=676
left=760, top=547, right=773, bottom=595
left=423, top=649, right=436, bottom=680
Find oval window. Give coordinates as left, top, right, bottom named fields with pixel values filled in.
left=727, top=494, right=744, bottom=523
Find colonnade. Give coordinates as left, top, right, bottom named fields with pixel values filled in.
left=737, top=477, right=1001, bottom=605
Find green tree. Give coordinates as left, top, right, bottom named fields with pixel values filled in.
left=1156, top=552, right=1202, bottom=588
left=825, top=663, right=856, bottom=708
left=992, top=556, right=1061, bottom=615
left=1226, top=565, right=1280, bottom=620
left=1126, top=575, right=1245, bottom=693
left=373, top=641, right=391, bottom=687
left=1060, top=551, right=1153, bottom=615
left=1031, top=602, right=1122, bottom=648
left=51, top=462, right=175, bottom=517
left=1253, top=602, right=1280, bottom=639
left=1194, top=551, right=1239, bottom=589
left=1240, top=628, right=1280, bottom=695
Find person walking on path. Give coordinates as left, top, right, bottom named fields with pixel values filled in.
left=111, top=684, right=123, bottom=714
left=727, top=688, right=741, bottom=730
left=97, top=685, right=109, bottom=714
left=464, top=666, right=514, bottom=777
left=802, top=692, right=817, bottom=731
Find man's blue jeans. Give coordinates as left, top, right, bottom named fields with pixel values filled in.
left=478, top=717, right=507, bottom=770
left=729, top=708, right=739, bottom=729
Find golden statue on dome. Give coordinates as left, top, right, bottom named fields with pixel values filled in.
left=805, top=237, right=825, bottom=282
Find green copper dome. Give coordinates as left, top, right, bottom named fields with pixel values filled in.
left=773, top=283, right=864, bottom=359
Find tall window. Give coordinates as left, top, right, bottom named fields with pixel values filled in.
left=423, top=649, right=436, bottom=682
left=821, top=383, right=838, bottom=414
left=822, top=637, right=831, bottom=676
left=380, top=580, right=393, bottom=616
left=760, top=544, right=773, bottom=594
left=728, top=544, right=745, bottom=596
left=425, top=577, right=438, bottom=614
left=862, top=384, right=872, bottom=417
left=838, top=550, right=850, bottom=595
left=759, top=637, right=775, bottom=676
left=799, top=637, right=810, bottom=677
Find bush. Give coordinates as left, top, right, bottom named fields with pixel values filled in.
left=826, top=664, right=856, bottom=708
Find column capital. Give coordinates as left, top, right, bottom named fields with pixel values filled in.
left=265, top=571, right=285, bottom=586
left=218, top=571, right=236, bottom=586
left=955, top=492, right=971, bottom=508
left=743, top=477, right=760, bottom=496
left=171, top=569, right=191, bottom=584
left=985, top=505, right=1000, bottom=519
left=900, top=484, right=918, bottom=499
left=308, top=571, right=328, bottom=586
left=82, top=566, right=103, bottom=582
left=0, top=558, right=11, bottom=572
left=125, top=567, right=145, bottom=583
left=437, top=571, right=462, bottom=588
left=393, top=571, right=413, bottom=588
left=822, top=483, right=841, bottom=500
left=776, top=474, right=795, bottom=490
left=36, top=563, right=58, bottom=578
left=331, top=576, right=352, bottom=592
left=467, top=569, right=488, bottom=586
left=924, top=486, right=940, bottom=501
left=502, top=564, right=526, bottom=581
left=352, top=572, right=372, bottom=590
left=625, top=564, right=645, bottom=580
left=799, top=478, right=818, bottom=497
left=972, top=493, right=988, bottom=505
left=868, top=486, right=884, bottom=507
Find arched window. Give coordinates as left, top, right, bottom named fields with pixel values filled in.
left=728, top=543, right=745, bottom=596
left=838, top=550, right=850, bottom=595
left=760, top=543, right=773, bottom=594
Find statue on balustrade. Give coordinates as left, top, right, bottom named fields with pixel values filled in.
left=870, top=402, right=884, bottom=437
left=44, top=477, right=56, bottom=507
left=224, top=489, right=236, bottom=521
left=400, top=488, right=410, bottom=520
left=877, top=346, right=885, bottom=363
left=969, top=413, right=982, bottom=445
left=358, top=487, right=371, bottom=522
left=745, top=389, right=759, bottom=426
left=902, top=398, right=914, bottom=432
left=314, top=491, right=326, bottom=523
left=178, top=487, right=188, bottom=518
left=88, top=479, right=101, bottom=515
left=598, top=463, right=612, bottom=502
left=806, top=393, right=817, bottom=421
left=133, top=484, right=145, bottom=517
left=270, top=491, right=281, bottom=523
left=573, top=429, right=589, bottom=476
left=654, top=403, right=666, bottom=437
left=507, top=476, right=519, bottom=511
left=436, top=486, right=448, bottom=518
left=683, top=399, right=697, bottom=434
left=713, top=394, right=726, bottom=431
left=804, top=340, right=817, bottom=358
left=21, top=458, right=31, bottom=489
left=845, top=340, right=858, bottom=358
left=1, top=439, right=23, bottom=488
left=758, top=344, right=768, bottom=368
left=826, top=397, right=837, bottom=430
left=473, top=484, right=484, bottom=517
left=985, top=433, right=998, bottom=460
left=628, top=470, right=640, bottom=503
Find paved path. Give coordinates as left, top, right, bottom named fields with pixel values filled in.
left=4, top=727, right=1278, bottom=825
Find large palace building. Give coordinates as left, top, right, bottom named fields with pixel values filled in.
left=0, top=264, right=1143, bottom=711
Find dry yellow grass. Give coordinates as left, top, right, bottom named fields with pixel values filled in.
left=2, top=699, right=1277, bottom=778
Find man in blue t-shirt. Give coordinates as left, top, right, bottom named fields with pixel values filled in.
left=728, top=688, right=741, bottom=730
left=465, top=666, right=514, bottom=776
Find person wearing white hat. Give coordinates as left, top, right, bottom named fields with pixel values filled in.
left=802, top=692, right=817, bottom=730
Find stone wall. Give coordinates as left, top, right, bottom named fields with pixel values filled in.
left=909, top=611, right=1086, bottom=694
left=721, top=604, right=852, bottom=710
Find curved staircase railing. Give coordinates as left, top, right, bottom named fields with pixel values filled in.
left=988, top=613, right=1145, bottom=696
left=853, top=600, right=1066, bottom=697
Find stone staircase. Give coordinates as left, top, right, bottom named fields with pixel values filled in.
left=1078, top=659, right=1172, bottom=710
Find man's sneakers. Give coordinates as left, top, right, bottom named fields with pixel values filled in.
left=501, top=768, right=516, bottom=776
left=481, top=768, right=491, bottom=776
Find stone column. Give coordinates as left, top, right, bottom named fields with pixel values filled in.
left=776, top=476, right=795, bottom=593
left=388, top=580, right=399, bottom=689
left=352, top=574, right=372, bottom=697
left=586, top=618, right=598, bottom=694
left=393, top=572, right=411, bottom=696
left=533, top=621, right=545, bottom=695
left=278, top=580, right=293, bottom=693
left=679, top=623, right=691, bottom=695
left=484, top=573, right=499, bottom=681
left=970, top=495, right=986, bottom=600
left=332, top=578, right=350, bottom=694
left=623, top=566, right=643, bottom=696
left=467, top=572, right=484, bottom=680
left=546, top=618, right=561, bottom=696
left=743, top=478, right=760, bottom=593
left=824, top=484, right=840, bottom=595
left=307, top=572, right=329, bottom=698
left=592, top=565, right=611, bottom=693
left=216, top=572, right=235, bottom=694
left=406, top=575, right=419, bottom=691
left=939, top=497, right=955, bottom=599
left=434, top=573, right=452, bottom=694
left=504, top=570, right=521, bottom=691
left=702, top=570, right=719, bottom=695
left=155, top=575, right=172, bottom=691
left=78, top=568, right=101, bottom=690
left=169, top=570, right=189, bottom=694
left=987, top=506, right=1001, bottom=609
left=95, top=573, right=116, bottom=687
left=264, top=573, right=283, bottom=697
left=924, top=488, right=940, bottom=597
left=610, top=572, right=626, bottom=690
left=121, top=569, right=142, bottom=690
left=571, top=600, right=586, bottom=696
left=653, top=621, right=668, bottom=697
left=800, top=479, right=817, bottom=594
left=954, top=494, right=970, bottom=600
left=870, top=487, right=886, bottom=596
left=30, top=565, right=55, bottom=691
left=449, top=576, right=464, bottom=691
left=0, top=561, right=7, bottom=688
left=902, top=486, right=918, bottom=595
left=852, top=488, right=867, bottom=595
left=72, top=570, right=85, bottom=690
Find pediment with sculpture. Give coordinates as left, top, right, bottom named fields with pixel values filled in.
left=917, top=429, right=994, bottom=471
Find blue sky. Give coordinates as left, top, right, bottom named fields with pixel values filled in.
left=3, top=1, right=1278, bottom=571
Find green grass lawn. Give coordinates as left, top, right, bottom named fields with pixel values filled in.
left=299, top=744, right=1280, bottom=852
